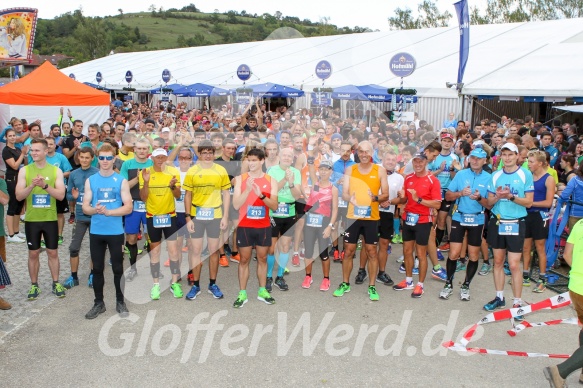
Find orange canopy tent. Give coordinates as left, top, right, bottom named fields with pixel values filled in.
left=0, top=61, right=110, bottom=133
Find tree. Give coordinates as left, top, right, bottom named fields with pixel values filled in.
left=74, top=17, right=109, bottom=59
left=470, top=0, right=583, bottom=24
left=181, top=3, right=199, bottom=12
left=274, top=11, right=283, bottom=20
left=148, top=4, right=156, bottom=13
left=118, top=9, right=123, bottom=18
left=388, top=0, right=452, bottom=29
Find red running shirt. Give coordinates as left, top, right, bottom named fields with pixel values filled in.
left=402, top=173, right=442, bottom=224
left=238, top=173, right=272, bottom=228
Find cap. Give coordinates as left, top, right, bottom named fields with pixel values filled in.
left=441, top=132, right=454, bottom=141
left=319, top=159, right=333, bottom=169
left=331, top=133, right=343, bottom=141
left=151, top=148, right=168, bottom=157
left=161, top=127, right=170, bottom=133
left=501, top=142, right=518, bottom=153
left=469, top=148, right=487, bottom=158
left=412, top=153, right=427, bottom=160
left=202, top=120, right=210, bottom=124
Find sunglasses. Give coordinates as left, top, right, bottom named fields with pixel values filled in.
left=98, top=156, right=114, bottom=161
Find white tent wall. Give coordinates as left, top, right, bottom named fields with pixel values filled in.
left=0, top=104, right=110, bottom=135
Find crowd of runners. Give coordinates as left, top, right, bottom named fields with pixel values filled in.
left=0, top=98, right=582, bottom=324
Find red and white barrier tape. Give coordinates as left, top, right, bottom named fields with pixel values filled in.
left=443, top=292, right=574, bottom=358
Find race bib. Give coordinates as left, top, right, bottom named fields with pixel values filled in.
left=405, top=213, right=419, bottom=226
left=460, top=213, right=478, bottom=227
left=274, top=203, right=290, bottom=216
left=498, top=221, right=519, bottom=236
left=153, top=214, right=171, bottom=228
left=354, top=206, right=371, bottom=219
left=76, top=193, right=84, bottom=205
left=97, top=188, right=114, bottom=203
left=540, top=211, right=550, bottom=222
left=306, top=213, right=324, bottom=228
left=338, top=199, right=348, bottom=208
left=247, top=206, right=265, bottom=220
left=177, top=190, right=185, bottom=203
left=32, top=194, right=50, bottom=208
left=133, top=201, right=146, bottom=212
left=196, top=207, right=214, bottom=221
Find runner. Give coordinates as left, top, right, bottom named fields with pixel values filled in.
left=232, top=148, right=278, bottom=308
left=302, top=158, right=338, bottom=291
left=15, top=138, right=67, bottom=300
left=393, top=152, right=442, bottom=298
left=333, top=141, right=389, bottom=301
left=63, top=147, right=98, bottom=289
left=82, top=143, right=133, bottom=319
left=139, top=148, right=182, bottom=300
left=266, top=147, right=301, bottom=292
left=439, top=148, right=491, bottom=301
left=523, top=149, right=555, bottom=293
left=2, top=128, right=28, bottom=243
left=330, top=141, right=355, bottom=261
left=44, top=137, right=72, bottom=246
left=376, top=149, right=404, bottom=286
left=483, top=143, right=534, bottom=316
left=120, top=138, right=153, bottom=281
left=183, top=140, right=231, bottom=301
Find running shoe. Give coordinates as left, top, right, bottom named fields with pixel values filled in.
left=368, top=285, right=379, bottom=301
left=58, top=236, right=64, bottom=245
left=126, top=269, right=137, bottom=282
left=170, top=282, right=183, bottom=298
left=230, top=253, right=240, bottom=264
left=150, top=284, right=161, bottom=300
left=332, top=248, right=340, bottom=262
left=437, top=250, right=445, bottom=261
left=185, top=285, right=201, bottom=300
left=456, top=261, right=466, bottom=272
left=137, top=232, right=142, bottom=240
left=512, top=303, right=525, bottom=322
left=438, top=242, right=450, bottom=251
left=503, top=262, right=511, bottom=276
left=257, top=289, right=275, bottom=304
left=208, top=284, right=224, bottom=299
left=224, top=244, right=232, bottom=257
left=40, top=240, right=46, bottom=248
left=182, top=245, right=189, bottom=253
left=460, top=285, right=470, bottom=301
left=284, top=267, right=289, bottom=274
left=68, top=213, right=75, bottom=224
left=376, top=272, right=394, bottom=286
left=333, top=282, right=351, bottom=297
left=478, top=262, right=492, bottom=276
left=431, top=267, right=447, bottom=282
left=233, top=291, right=248, bottom=308
left=164, top=259, right=170, bottom=267
left=533, top=279, right=546, bottom=293
left=411, top=283, right=424, bottom=298
left=16, top=232, right=26, bottom=240
left=85, top=302, right=106, bottom=320
left=266, top=277, right=273, bottom=292
left=355, top=269, right=367, bottom=284
left=274, top=276, right=289, bottom=291
left=320, top=278, right=330, bottom=291
left=116, top=301, right=129, bottom=318
left=522, top=277, right=531, bottom=287
left=187, top=273, right=194, bottom=286
left=483, top=296, right=505, bottom=311
left=52, top=282, right=66, bottom=298
left=302, top=275, right=313, bottom=289
left=398, top=263, right=419, bottom=275
left=88, top=274, right=93, bottom=288
left=27, top=284, right=41, bottom=300
left=392, top=234, right=400, bottom=244
left=219, top=255, right=229, bottom=267
left=7, top=235, right=24, bottom=243
left=63, top=276, right=79, bottom=289
left=292, top=253, right=300, bottom=267
left=356, top=239, right=362, bottom=251
left=439, top=284, right=453, bottom=300
left=392, top=279, right=414, bottom=291
left=387, top=244, right=392, bottom=255
left=396, top=255, right=404, bottom=263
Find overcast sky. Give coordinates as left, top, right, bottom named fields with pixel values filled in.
left=21, top=0, right=485, bottom=31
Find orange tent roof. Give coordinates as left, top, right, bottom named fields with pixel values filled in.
left=0, top=62, right=110, bottom=106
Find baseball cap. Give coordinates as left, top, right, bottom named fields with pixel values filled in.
left=469, top=148, right=487, bottom=158
left=412, top=153, right=427, bottom=160
left=151, top=148, right=168, bottom=157
left=161, top=127, right=170, bottom=133
left=319, top=159, right=333, bottom=169
left=501, top=142, right=518, bottom=153
left=331, top=133, right=343, bottom=141
left=441, top=132, right=454, bottom=141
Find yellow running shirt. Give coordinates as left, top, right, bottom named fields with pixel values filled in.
left=139, top=165, right=180, bottom=217
left=183, top=163, right=231, bottom=219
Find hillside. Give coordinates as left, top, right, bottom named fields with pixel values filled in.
left=32, top=7, right=375, bottom=67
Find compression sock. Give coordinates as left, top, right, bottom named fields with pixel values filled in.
left=127, top=242, right=138, bottom=268
left=446, top=258, right=456, bottom=285
left=71, top=272, right=78, bottom=280
left=267, top=254, right=275, bottom=279
left=277, top=252, right=290, bottom=277
left=558, top=331, right=583, bottom=378
left=393, top=218, right=400, bottom=235
left=464, top=260, right=479, bottom=286
left=150, top=262, right=160, bottom=279
left=436, top=228, right=445, bottom=246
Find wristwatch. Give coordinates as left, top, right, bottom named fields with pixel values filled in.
left=289, top=184, right=295, bottom=189
left=43, top=183, right=49, bottom=190
left=417, top=197, right=422, bottom=204
left=373, top=195, right=378, bottom=202
left=259, top=194, right=266, bottom=200
left=510, top=195, right=516, bottom=202
left=328, top=223, right=335, bottom=230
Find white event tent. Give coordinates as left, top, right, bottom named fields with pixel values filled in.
left=61, top=17, right=583, bottom=126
